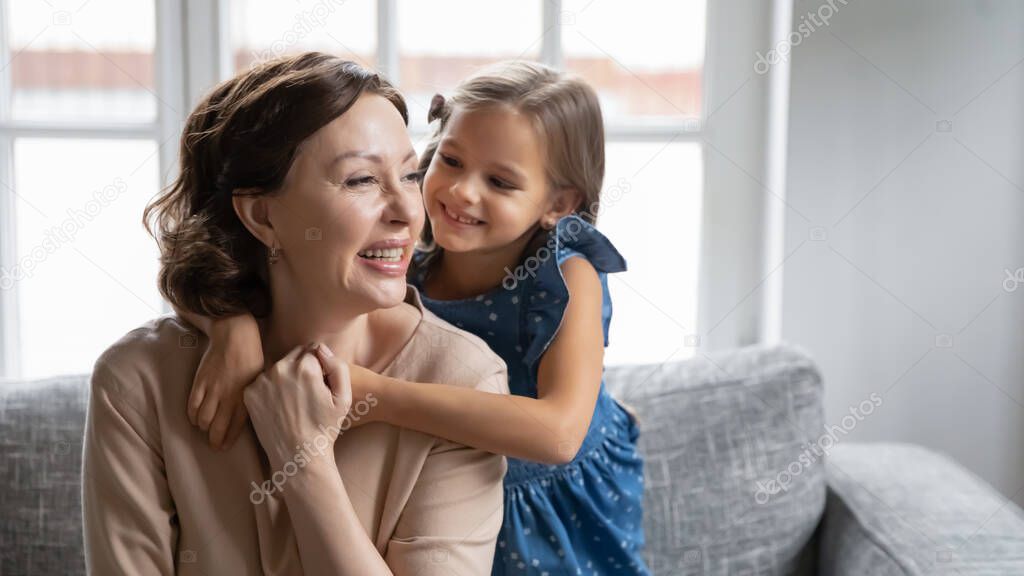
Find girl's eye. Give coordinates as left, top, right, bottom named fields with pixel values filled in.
left=346, top=176, right=377, bottom=187
left=489, top=176, right=514, bottom=190
left=440, top=153, right=461, bottom=168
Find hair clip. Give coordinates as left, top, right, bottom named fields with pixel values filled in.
left=428, top=93, right=446, bottom=123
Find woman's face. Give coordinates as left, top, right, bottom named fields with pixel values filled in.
left=266, top=93, right=424, bottom=314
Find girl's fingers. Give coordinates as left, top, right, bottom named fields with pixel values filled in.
left=196, top=397, right=219, bottom=431
left=223, top=406, right=250, bottom=449
left=208, top=407, right=233, bottom=449
left=187, top=384, right=207, bottom=427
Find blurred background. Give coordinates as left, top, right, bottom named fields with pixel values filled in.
left=0, top=0, right=1021, bottom=511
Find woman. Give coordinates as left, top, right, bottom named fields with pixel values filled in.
left=81, top=53, right=508, bottom=575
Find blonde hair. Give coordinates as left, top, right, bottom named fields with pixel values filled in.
left=417, top=61, right=605, bottom=255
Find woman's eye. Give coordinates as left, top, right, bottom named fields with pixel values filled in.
left=402, top=171, right=424, bottom=184
left=346, top=176, right=377, bottom=187
left=440, top=154, right=461, bottom=168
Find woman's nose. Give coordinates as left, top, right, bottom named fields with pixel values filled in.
left=384, top=183, right=420, bottom=224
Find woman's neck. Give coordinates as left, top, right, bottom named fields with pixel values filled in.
left=260, top=296, right=373, bottom=369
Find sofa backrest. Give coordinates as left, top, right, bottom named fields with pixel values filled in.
left=0, top=343, right=826, bottom=576
left=604, top=342, right=826, bottom=575
left=1, top=376, right=89, bottom=575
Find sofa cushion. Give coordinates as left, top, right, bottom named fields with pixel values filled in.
left=822, top=443, right=1024, bottom=575
left=0, top=376, right=89, bottom=576
left=604, top=342, right=826, bottom=575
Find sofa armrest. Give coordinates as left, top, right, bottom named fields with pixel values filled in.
left=820, top=443, right=1024, bottom=575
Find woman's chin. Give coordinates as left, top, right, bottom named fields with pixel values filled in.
left=354, top=277, right=409, bottom=309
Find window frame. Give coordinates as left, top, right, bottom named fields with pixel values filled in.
left=0, top=0, right=791, bottom=377
left=0, top=0, right=188, bottom=377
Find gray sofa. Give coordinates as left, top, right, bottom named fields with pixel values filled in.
left=2, top=342, right=1023, bottom=575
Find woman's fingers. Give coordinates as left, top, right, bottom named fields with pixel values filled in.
left=282, top=343, right=309, bottom=364
left=313, top=343, right=352, bottom=410
left=312, top=343, right=334, bottom=376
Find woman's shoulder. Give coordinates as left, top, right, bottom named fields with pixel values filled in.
left=92, top=315, right=202, bottom=403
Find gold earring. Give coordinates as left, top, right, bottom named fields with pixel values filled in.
left=268, top=245, right=281, bottom=265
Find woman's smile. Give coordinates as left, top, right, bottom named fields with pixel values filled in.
left=355, top=237, right=413, bottom=276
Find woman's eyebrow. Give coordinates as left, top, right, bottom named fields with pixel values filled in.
left=330, top=149, right=417, bottom=167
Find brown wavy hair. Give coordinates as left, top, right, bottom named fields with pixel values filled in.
left=144, top=52, right=407, bottom=318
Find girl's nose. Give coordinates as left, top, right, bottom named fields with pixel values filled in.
left=449, top=179, right=480, bottom=205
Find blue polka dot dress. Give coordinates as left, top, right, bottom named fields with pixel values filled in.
left=411, top=215, right=650, bottom=576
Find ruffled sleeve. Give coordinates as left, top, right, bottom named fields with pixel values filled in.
left=521, top=215, right=627, bottom=373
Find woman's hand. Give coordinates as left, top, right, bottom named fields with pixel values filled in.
left=243, top=343, right=352, bottom=472
left=336, top=363, right=383, bottom=428
left=185, top=313, right=264, bottom=451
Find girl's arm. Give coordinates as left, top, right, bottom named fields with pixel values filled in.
left=172, top=304, right=264, bottom=450
left=364, top=257, right=605, bottom=464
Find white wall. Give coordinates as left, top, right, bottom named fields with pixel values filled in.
left=784, top=0, right=1024, bottom=504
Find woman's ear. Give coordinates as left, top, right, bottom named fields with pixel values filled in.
left=231, top=189, right=276, bottom=249
left=542, top=187, right=584, bottom=227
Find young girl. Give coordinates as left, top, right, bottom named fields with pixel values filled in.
left=181, top=61, right=649, bottom=575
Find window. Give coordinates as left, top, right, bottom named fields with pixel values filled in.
left=0, top=0, right=707, bottom=378
left=230, top=0, right=707, bottom=366
left=0, top=0, right=175, bottom=378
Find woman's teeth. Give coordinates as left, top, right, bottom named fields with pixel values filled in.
left=445, top=204, right=482, bottom=225
left=357, top=247, right=403, bottom=262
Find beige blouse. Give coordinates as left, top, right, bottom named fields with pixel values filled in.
left=82, top=286, right=509, bottom=575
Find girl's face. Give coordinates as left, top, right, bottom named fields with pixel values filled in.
left=422, top=104, right=560, bottom=255
left=265, top=93, right=424, bottom=314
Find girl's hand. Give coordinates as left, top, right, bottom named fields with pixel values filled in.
left=243, top=343, right=352, bottom=471
left=187, top=314, right=264, bottom=451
